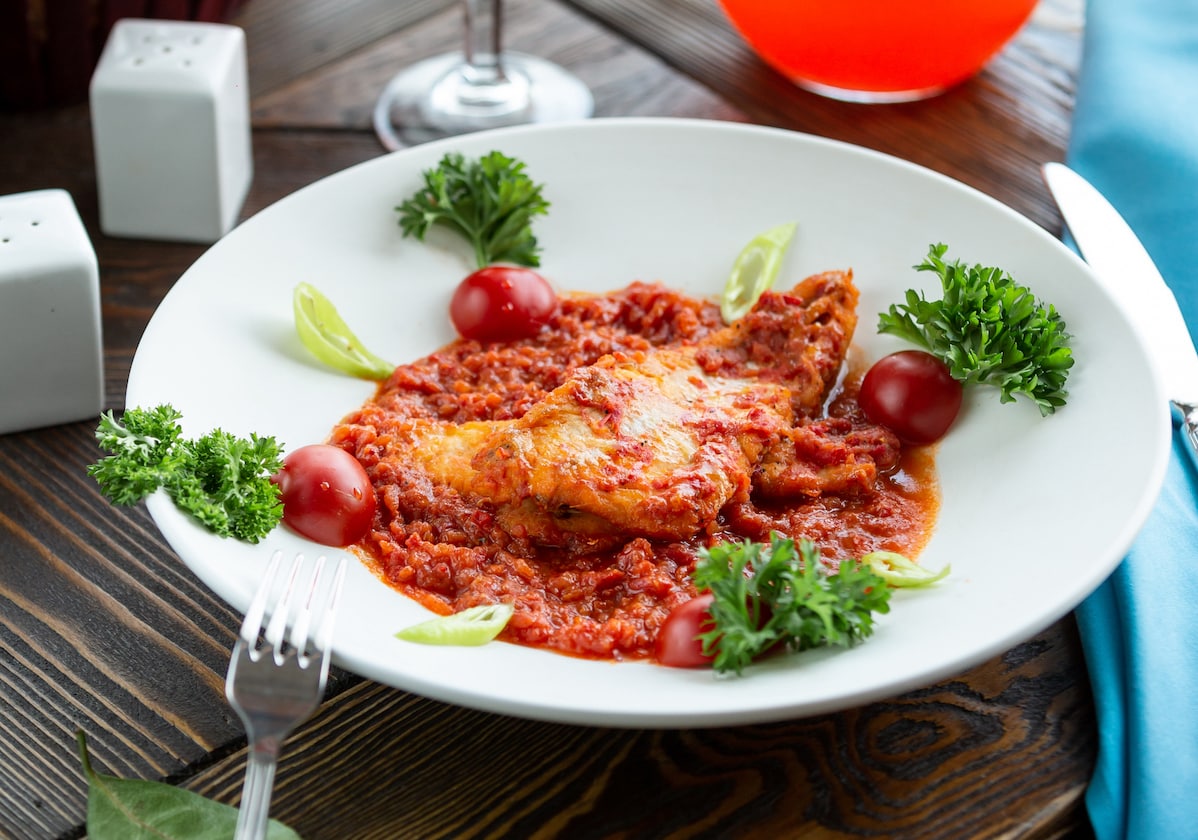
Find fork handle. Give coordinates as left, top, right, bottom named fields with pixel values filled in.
left=235, top=743, right=280, bottom=840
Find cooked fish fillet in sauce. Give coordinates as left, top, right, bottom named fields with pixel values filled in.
left=390, top=270, right=883, bottom=547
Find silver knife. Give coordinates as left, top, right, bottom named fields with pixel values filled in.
left=1042, top=161, right=1198, bottom=458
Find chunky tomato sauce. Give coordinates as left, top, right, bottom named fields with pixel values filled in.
left=331, top=282, right=939, bottom=661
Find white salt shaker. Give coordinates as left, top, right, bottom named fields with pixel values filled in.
left=89, top=19, right=253, bottom=244
left=0, top=190, right=104, bottom=435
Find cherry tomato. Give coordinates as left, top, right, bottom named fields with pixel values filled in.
left=655, top=593, right=716, bottom=668
left=449, top=266, right=557, bottom=342
left=272, top=444, right=376, bottom=547
left=858, top=350, right=963, bottom=445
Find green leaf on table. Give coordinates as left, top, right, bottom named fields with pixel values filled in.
left=77, top=731, right=302, bottom=840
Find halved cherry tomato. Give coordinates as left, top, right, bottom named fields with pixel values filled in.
left=858, top=350, right=963, bottom=445
left=655, top=592, right=716, bottom=668
left=271, top=444, right=376, bottom=547
left=449, top=266, right=557, bottom=342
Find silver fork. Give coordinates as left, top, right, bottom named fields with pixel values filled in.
left=225, top=550, right=346, bottom=840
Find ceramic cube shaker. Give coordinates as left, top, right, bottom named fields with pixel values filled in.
left=90, top=19, right=253, bottom=243
left=0, top=190, right=104, bottom=435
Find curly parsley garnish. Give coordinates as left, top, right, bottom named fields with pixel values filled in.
left=396, top=150, right=550, bottom=269
left=877, top=243, right=1074, bottom=416
left=693, top=534, right=893, bottom=676
left=87, top=404, right=283, bottom=543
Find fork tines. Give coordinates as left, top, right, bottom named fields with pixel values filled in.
left=239, top=550, right=346, bottom=666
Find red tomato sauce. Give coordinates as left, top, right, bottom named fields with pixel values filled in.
left=330, top=282, right=939, bottom=661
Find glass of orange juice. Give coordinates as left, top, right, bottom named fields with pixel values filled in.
left=717, top=0, right=1039, bottom=102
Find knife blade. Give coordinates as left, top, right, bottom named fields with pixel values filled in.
left=1042, top=162, right=1198, bottom=456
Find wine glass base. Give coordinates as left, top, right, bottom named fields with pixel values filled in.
left=373, top=52, right=594, bottom=151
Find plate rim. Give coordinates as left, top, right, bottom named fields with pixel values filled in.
left=127, top=116, right=1173, bottom=728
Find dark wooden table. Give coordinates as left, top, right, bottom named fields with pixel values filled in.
left=1, top=1, right=1095, bottom=837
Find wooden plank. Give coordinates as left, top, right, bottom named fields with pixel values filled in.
left=230, top=0, right=458, bottom=97
left=0, top=415, right=364, bottom=838
left=170, top=621, right=1094, bottom=839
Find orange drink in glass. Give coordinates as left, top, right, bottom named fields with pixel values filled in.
left=717, top=0, right=1039, bottom=102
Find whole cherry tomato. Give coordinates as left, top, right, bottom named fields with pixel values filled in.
left=858, top=350, right=963, bottom=445
left=449, top=266, right=557, bottom=342
left=655, top=592, right=717, bottom=668
left=272, top=444, right=376, bottom=546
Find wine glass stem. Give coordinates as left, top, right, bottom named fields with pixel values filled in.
left=463, top=0, right=506, bottom=84
left=371, top=0, right=590, bottom=149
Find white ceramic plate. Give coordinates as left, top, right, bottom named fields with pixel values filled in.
left=127, top=118, right=1170, bottom=728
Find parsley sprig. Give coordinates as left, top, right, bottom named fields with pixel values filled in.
left=693, top=534, right=892, bottom=676
left=396, top=150, right=550, bottom=268
left=87, top=404, right=283, bottom=543
left=878, top=243, right=1074, bottom=416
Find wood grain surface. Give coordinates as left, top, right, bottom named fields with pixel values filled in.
left=176, top=625, right=1095, bottom=840
left=0, top=0, right=1095, bottom=838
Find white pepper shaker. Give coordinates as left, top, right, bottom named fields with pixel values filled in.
left=89, top=19, right=253, bottom=244
left=0, top=189, right=104, bottom=435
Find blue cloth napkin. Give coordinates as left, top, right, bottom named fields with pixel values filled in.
left=1066, top=0, right=1198, bottom=837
